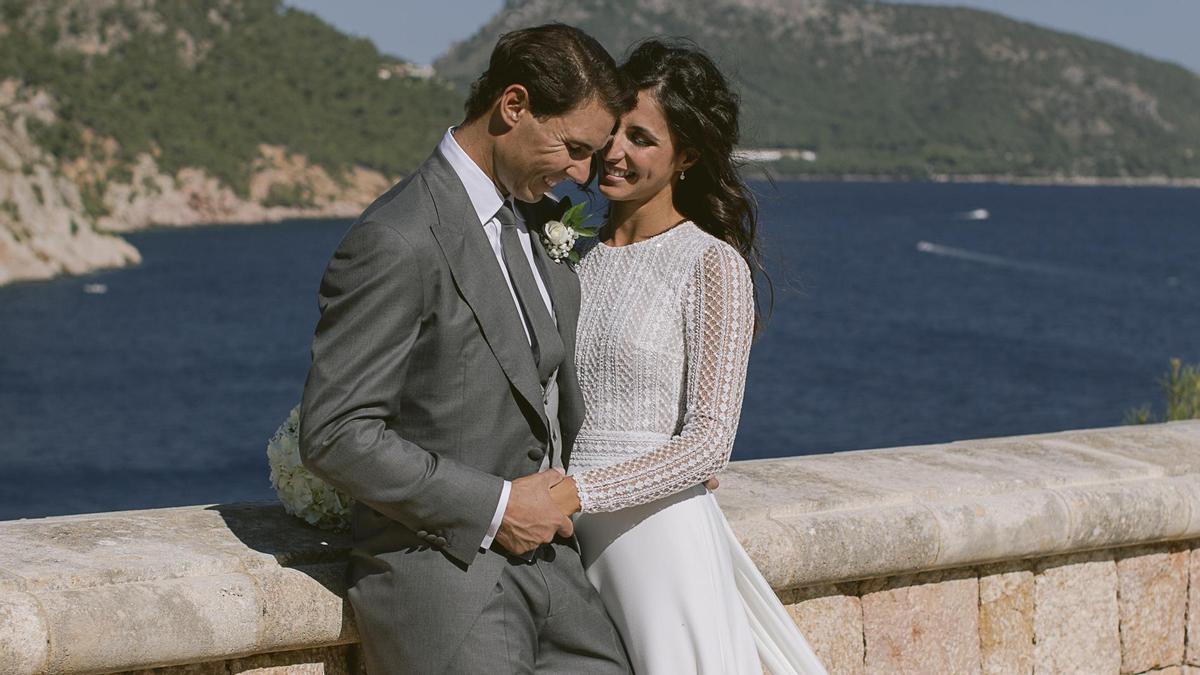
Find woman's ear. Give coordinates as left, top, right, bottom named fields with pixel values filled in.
left=678, top=148, right=700, bottom=172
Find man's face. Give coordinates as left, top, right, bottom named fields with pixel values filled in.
left=495, top=97, right=615, bottom=203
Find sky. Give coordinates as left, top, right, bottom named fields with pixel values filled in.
left=283, top=0, right=1200, bottom=74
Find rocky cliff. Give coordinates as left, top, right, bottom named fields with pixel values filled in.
left=0, top=75, right=392, bottom=285
left=0, top=0, right=458, bottom=286
left=0, top=79, right=139, bottom=285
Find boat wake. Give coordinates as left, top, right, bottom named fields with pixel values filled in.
left=915, top=241, right=1071, bottom=276
left=957, top=208, right=990, bottom=221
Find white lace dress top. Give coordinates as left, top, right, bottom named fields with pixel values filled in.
left=569, top=221, right=756, bottom=513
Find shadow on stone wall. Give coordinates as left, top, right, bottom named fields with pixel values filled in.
left=207, top=501, right=352, bottom=567
left=207, top=501, right=361, bottom=660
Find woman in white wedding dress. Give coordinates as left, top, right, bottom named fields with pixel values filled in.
left=552, top=40, right=828, bottom=674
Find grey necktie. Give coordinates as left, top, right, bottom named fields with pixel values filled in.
left=495, top=202, right=564, bottom=385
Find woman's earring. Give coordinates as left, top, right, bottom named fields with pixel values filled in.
left=679, top=170, right=686, bottom=182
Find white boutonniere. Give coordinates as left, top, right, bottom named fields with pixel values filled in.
left=541, top=202, right=598, bottom=264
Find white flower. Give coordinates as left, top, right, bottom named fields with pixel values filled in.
left=266, top=404, right=354, bottom=531
left=544, top=220, right=574, bottom=247
left=540, top=202, right=596, bottom=264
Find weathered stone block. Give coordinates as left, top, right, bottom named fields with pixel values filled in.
left=1054, top=478, right=1195, bottom=551
left=227, top=646, right=354, bottom=674
left=1033, top=552, right=1119, bottom=675
left=728, top=518, right=804, bottom=591
left=253, top=564, right=357, bottom=651
left=929, top=491, right=1069, bottom=568
left=123, top=661, right=231, bottom=674
left=773, top=504, right=941, bottom=588
left=1048, top=424, right=1200, bottom=475
left=1189, top=547, right=1200, bottom=666
left=1116, top=544, right=1188, bottom=673
left=861, top=570, right=981, bottom=674
left=781, top=584, right=864, bottom=675
left=0, top=591, right=48, bottom=675
left=978, top=562, right=1034, bottom=675
left=39, top=573, right=261, bottom=674
left=122, top=646, right=355, bottom=674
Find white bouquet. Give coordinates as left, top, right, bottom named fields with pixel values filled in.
left=266, top=404, right=353, bottom=531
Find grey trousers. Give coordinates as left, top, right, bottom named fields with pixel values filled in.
left=442, top=542, right=632, bottom=674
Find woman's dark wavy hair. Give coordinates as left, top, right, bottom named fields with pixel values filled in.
left=620, top=38, right=771, bottom=332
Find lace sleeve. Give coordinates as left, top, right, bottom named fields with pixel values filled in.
left=573, top=243, right=755, bottom=512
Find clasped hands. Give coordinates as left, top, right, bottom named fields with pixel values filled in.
left=493, top=468, right=720, bottom=556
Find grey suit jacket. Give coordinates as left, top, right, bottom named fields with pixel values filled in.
left=298, top=148, right=585, bottom=670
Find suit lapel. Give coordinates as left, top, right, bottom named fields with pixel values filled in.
left=522, top=199, right=586, bottom=451
left=518, top=199, right=580, bottom=333
left=422, top=151, right=548, bottom=430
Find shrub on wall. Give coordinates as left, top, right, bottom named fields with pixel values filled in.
left=1126, top=359, right=1200, bottom=424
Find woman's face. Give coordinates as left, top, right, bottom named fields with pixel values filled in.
left=598, top=89, right=691, bottom=203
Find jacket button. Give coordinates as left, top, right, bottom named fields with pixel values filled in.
left=435, top=536, right=448, bottom=547
left=424, top=533, right=438, bottom=543
left=416, top=530, right=429, bottom=538
left=527, top=447, right=546, bottom=461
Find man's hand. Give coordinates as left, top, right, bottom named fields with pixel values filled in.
left=494, top=469, right=573, bottom=556
left=550, top=475, right=582, bottom=516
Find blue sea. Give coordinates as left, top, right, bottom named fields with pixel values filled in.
left=1, top=181, right=1197, bottom=520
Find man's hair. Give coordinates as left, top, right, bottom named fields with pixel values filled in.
left=464, top=23, right=634, bottom=121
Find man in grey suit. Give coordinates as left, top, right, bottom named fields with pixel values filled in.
left=299, top=24, right=635, bottom=674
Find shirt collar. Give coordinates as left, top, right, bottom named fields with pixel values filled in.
left=437, top=127, right=506, bottom=227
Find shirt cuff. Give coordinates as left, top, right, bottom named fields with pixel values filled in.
left=479, top=480, right=511, bottom=550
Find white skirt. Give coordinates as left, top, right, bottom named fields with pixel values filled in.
left=574, top=485, right=828, bottom=675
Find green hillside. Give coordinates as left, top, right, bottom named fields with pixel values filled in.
left=435, top=0, right=1200, bottom=179
left=3, top=0, right=1199, bottom=186
left=0, top=0, right=461, bottom=193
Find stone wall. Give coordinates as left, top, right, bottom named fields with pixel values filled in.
left=3, top=420, right=1199, bottom=674
left=779, top=541, right=1197, bottom=674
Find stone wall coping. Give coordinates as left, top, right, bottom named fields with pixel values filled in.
left=2, top=420, right=1198, bottom=673
left=719, top=420, right=1200, bottom=590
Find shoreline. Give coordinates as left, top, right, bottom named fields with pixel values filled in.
left=0, top=206, right=364, bottom=290
left=759, top=171, right=1200, bottom=189
left=2, top=172, right=1196, bottom=290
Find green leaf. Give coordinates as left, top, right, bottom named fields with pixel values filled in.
left=568, top=250, right=580, bottom=264
left=573, top=227, right=598, bottom=237
left=561, top=202, right=588, bottom=227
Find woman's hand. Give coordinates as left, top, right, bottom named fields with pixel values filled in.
left=550, top=475, right=583, bottom=516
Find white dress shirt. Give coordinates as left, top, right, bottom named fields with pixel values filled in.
left=437, top=127, right=558, bottom=551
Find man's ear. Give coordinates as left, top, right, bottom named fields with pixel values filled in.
left=497, top=84, right=531, bottom=129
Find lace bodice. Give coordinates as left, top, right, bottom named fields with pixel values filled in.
left=569, top=221, right=755, bottom=513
